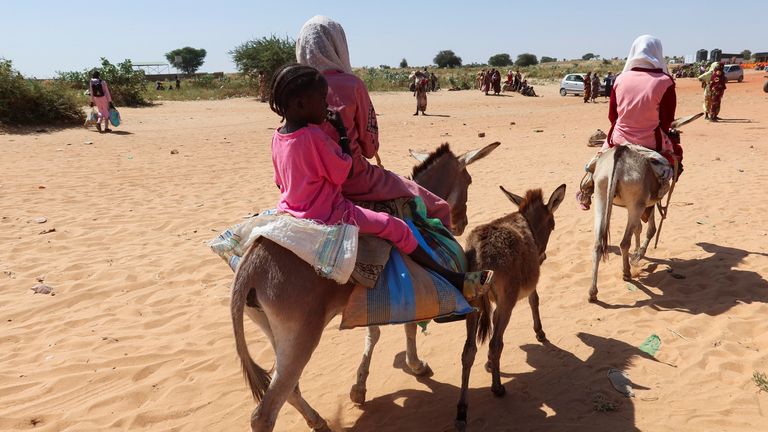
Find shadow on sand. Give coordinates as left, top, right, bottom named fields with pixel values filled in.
left=350, top=332, right=658, bottom=431
left=596, top=242, right=768, bottom=315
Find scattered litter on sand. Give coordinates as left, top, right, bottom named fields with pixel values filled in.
left=39, top=228, right=55, bottom=235
left=170, top=149, right=179, bottom=155
left=477, top=132, right=485, bottom=137
left=31, top=283, right=54, bottom=295
left=607, top=369, right=634, bottom=397
left=639, top=334, right=661, bottom=356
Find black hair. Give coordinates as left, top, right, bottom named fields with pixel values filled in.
left=92, top=70, right=100, bottom=79
left=269, top=63, right=326, bottom=120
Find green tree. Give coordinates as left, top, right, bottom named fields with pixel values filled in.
left=582, top=53, right=597, bottom=60
left=230, top=35, right=296, bottom=79
left=540, top=56, right=557, bottom=63
left=166, top=47, right=207, bottom=75
left=433, top=50, right=462, bottom=68
left=399, top=58, right=408, bottom=68
left=488, top=53, right=513, bottom=67
left=515, top=53, right=538, bottom=67
left=741, top=49, right=752, bottom=60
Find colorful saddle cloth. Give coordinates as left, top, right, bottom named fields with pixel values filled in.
left=209, top=198, right=474, bottom=329
left=340, top=197, right=473, bottom=329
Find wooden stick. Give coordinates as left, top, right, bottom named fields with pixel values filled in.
left=667, top=327, right=693, bottom=342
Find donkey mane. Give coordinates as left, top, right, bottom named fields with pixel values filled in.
left=411, top=143, right=454, bottom=178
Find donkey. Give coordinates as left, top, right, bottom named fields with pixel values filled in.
left=588, top=145, right=665, bottom=302
left=455, top=184, right=566, bottom=431
left=349, top=142, right=499, bottom=406
left=232, top=142, right=499, bottom=432
left=588, top=114, right=701, bottom=302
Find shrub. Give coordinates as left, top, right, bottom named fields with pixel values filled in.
left=541, top=56, right=557, bottom=63
left=230, top=35, right=296, bottom=81
left=582, top=53, right=597, bottom=60
left=488, top=53, right=513, bottom=67
left=399, top=58, right=408, bottom=68
left=0, top=59, right=84, bottom=126
left=434, top=50, right=462, bottom=68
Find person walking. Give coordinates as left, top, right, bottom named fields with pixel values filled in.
left=603, top=72, right=614, bottom=99
left=89, top=70, right=113, bottom=133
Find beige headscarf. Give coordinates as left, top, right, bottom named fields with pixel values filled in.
left=622, top=35, right=668, bottom=74
left=296, top=16, right=353, bottom=73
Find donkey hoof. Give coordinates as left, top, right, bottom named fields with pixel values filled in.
left=491, top=383, right=506, bottom=397
left=455, top=420, right=467, bottom=432
left=349, top=384, right=366, bottom=405
left=410, top=361, right=433, bottom=377
left=588, top=294, right=598, bottom=303
left=622, top=274, right=632, bottom=281
left=484, top=361, right=493, bottom=373
left=536, top=332, right=548, bottom=343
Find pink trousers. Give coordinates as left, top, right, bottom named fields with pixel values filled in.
left=344, top=205, right=418, bottom=254
left=342, top=156, right=452, bottom=229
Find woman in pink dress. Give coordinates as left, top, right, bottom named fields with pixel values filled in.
left=576, top=35, right=682, bottom=210
left=89, top=71, right=113, bottom=133
left=296, top=16, right=453, bottom=230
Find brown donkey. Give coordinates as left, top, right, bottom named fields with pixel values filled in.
left=455, top=184, right=566, bottom=431
left=231, top=142, right=499, bottom=432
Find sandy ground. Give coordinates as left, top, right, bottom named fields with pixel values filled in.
left=1, top=70, right=767, bottom=432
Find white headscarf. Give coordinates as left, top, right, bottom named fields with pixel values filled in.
left=622, top=35, right=668, bottom=74
left=296, top=16, right=353, bottom=73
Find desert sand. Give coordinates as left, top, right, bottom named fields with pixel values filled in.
left=1, top=71, right=767, bottom=432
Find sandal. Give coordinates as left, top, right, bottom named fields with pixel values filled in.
left=576, top=191, right=591, bottom=210
left=462, top=270, right=494, bottom=301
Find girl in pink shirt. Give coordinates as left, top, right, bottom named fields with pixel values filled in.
left=268, top=63, right=493, bottom=300
left=296, top=16, right=454, bottom=232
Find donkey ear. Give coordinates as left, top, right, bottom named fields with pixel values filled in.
left=499, top=185, right=524, bottom=207
left=546, top=184, right=567, bottom=213
left=458, top=142, right=501, bottom=166
left=409, top=149, right=430, bottom=162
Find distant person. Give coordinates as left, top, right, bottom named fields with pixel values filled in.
left=155, top=81, right=164, bottom=90
left=258, top=70, right=268, bottom=103
left=591, top=72, right=600, bottom=102
left=430, top=72, right=438, bottom=91
left=413, top=70, right=429, bottom=115
left=476, top=69, right=485, bottom=89
left=89, top=70, right=113, bottom=133
left=506, top=69, right=514, bottom=86
left=698, top=62, right=726, bottom=121
left=491, top=69, right=501, bottom=95
left=603, top=72, right=614, bottom=99
left=481, top=69, right=491, bottom=95
left=296, top=15, right=452, bottom=228
left=576, top=35, right=682, bottom=210
left=583, top=72, right=592, bottom=103
left=514, top=70, right=522, bottom=91
left=175, top=75, right=181, bottom=90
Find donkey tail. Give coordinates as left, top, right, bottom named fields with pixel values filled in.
left=597, top=145, right=625, bottom=261
left=231, top=248, right=272, bottom=402
left=476, top=293, right=493, bottom=344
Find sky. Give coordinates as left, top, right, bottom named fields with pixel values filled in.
left=2, top=0, right=765, bottom=78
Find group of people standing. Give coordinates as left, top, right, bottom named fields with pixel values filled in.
left=583, top=72, right=614, bottom=103
left=478, top=68, right=502, bottom=95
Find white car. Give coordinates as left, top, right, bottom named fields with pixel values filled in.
left=559, top=73, right=606, bottom=96
left=723, top=64, right=744, bottom=82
